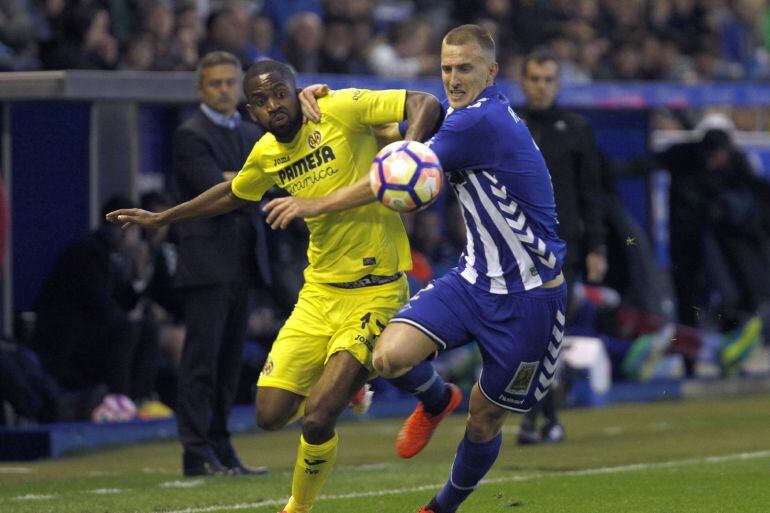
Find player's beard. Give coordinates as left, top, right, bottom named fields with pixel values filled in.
left=270, top=109, right=301, bottom=139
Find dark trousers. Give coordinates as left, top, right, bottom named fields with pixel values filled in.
left=177, top=280, right=251, bottom=458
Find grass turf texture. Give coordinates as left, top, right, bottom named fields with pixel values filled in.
left=1, top=392, right=769, bottom=513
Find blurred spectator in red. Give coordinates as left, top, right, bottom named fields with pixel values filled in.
left=282, top=11, right=324, bottom=72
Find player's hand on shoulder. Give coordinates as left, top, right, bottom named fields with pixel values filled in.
left=263, top=196, right=322, bottom=230
left=299, top=83, right=329, bottom=124
left=105, top=208, right=165, bottom=230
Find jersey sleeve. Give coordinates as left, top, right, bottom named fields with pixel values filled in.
left=398, top=101, right=447, bottom=139
left=325, top=88, right=406, bottom=129
left=231, top=147, right=275, bottom=201
left=425, top=110, right=488, bottom=173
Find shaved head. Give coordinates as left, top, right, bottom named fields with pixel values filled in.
left=243, top=60, right=296, bottom=97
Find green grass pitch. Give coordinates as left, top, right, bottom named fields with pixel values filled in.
left=1, top=392, right=769, bottom=513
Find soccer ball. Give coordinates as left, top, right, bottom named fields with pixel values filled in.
left=369, top=140, right=443, bottom=213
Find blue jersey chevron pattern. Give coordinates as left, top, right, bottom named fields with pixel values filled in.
left=426, top=85, right=565, bottom=294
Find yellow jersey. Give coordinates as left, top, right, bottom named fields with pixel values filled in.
left=231, top=88, right=412, bottom=284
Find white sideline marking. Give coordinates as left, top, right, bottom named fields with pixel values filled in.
left=160, top=479, right=205, bottom=489
left=158, top=450, right=770, bottom=513
left=15, top=494, right=55, bottom=501
left=0, top=467, right=32, bottom=474
left=603, top=426, right=624, bottom=436
left=142, top=467, right=173, bottom=474
left=91, top=488, right=123, bottom=494
left=339, top=462, right=394, bottom=472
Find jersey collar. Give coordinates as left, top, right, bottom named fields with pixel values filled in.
left=445, top=84, right=501, bottom=116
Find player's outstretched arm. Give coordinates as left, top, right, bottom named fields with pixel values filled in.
left=106, top=181, right=249, bottom=229
left=262, top=177, right=374, bottom=230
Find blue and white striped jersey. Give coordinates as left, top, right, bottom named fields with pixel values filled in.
left=426, top=85, right=566, bottom=294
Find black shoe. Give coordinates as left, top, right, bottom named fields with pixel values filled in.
left=223, top=454, right=268, bottom=476
left=183, top=448, right=229, bottom=477
left=540, top=422, right=565, bottom=444
left=214, top=443, right=268, bottom=476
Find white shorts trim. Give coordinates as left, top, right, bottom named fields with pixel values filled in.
left=389, top=317, right=448, bottom=350
left=477, top=370, right=532, bottom=413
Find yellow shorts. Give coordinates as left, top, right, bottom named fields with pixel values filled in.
left=258, top=275, right=409, bottom=397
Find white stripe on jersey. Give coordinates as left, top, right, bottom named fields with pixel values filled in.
left=460, top=224, right=478, bottom=284
left=458, top=190, right=478, bottom=285
left=467, top=173, right=544, bottom=290
left=457, top=183, right=507, bottom=293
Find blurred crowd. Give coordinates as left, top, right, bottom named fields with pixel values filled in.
left=3, top=0, right=770, bottom=82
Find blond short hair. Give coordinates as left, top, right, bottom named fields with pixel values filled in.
left=443, top=24, right=496, bottom=62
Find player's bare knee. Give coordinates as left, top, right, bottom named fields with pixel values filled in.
left=256, top=414, right=285, bottom=431
left=301, top=409, right=334, bottom=444
left=256, top=408, right=290, bottom=431
left=466, top=410, right=507, bottom=443
left=373, top=350, right=393, bottom=377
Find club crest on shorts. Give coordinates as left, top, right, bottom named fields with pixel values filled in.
left=504, top=361, right=538, bottom=396
left=261, top=358, right=274, bottom=376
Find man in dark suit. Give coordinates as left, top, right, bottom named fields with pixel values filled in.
left=517, top=50, right=608, bottom=445
left=173, top=51, right=270, bottom=476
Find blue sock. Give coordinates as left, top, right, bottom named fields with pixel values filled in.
left=388, top=361, right=449, bottom=414
left=435, top=433, right=503, bottom=512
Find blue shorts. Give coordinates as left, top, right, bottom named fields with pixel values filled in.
left=391, top=270, right=568, bottom=412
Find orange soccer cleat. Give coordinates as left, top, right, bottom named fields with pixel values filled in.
left=396, top=383, right=462, bottom=459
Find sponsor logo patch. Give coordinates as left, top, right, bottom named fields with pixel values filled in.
left=504, top=361, right=538, bottom=395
